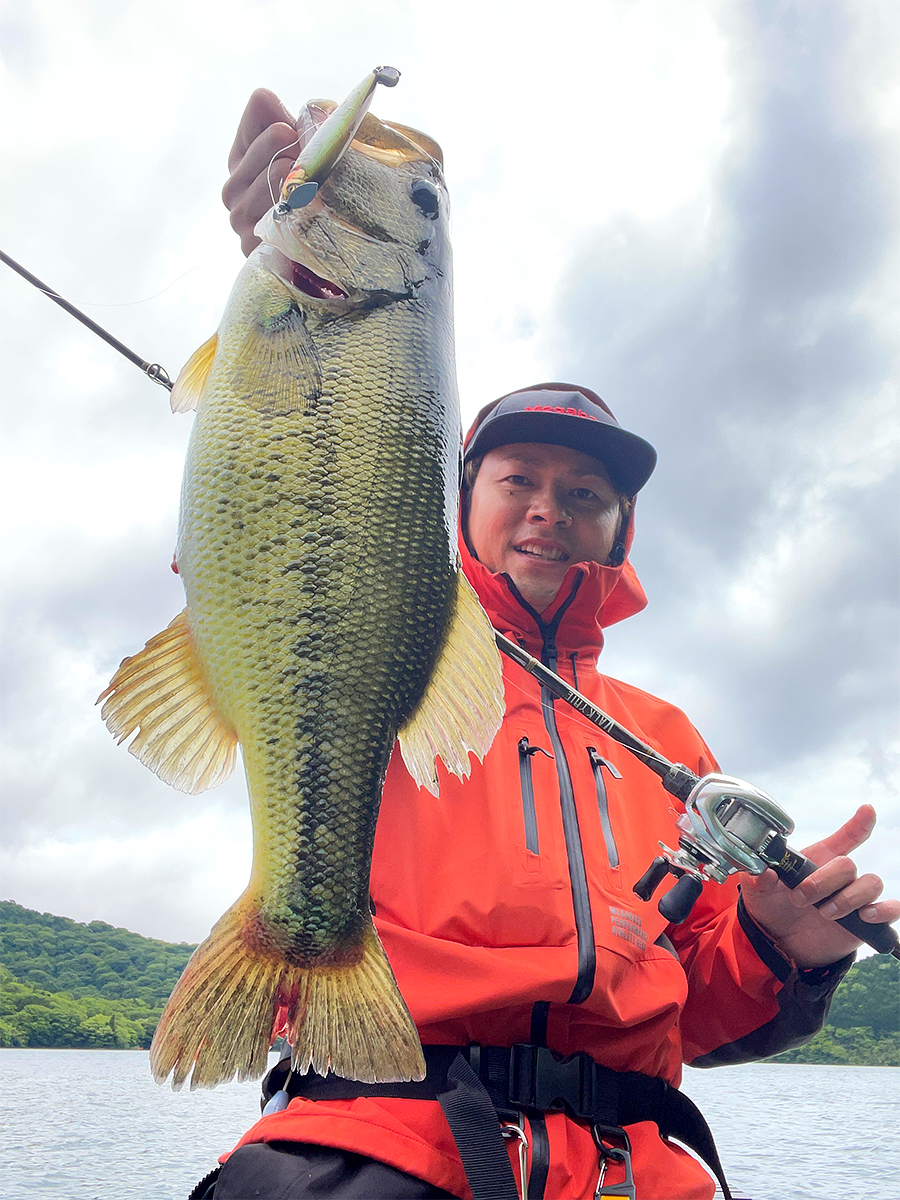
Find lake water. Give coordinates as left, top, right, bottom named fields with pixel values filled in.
left=0, top=1051, right=896, bottom=1199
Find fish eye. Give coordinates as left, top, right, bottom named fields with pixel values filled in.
left=410, top=179, right=440, bottom=218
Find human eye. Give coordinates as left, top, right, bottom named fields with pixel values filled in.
left=502, top=474, right=531, bottom=487
left=570, top=487, right=602, bottom=503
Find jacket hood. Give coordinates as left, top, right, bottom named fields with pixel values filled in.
left=459, top=403, right=648, bottom=660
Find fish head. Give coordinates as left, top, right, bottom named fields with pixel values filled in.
left=255, top=101, right=448, bottom=308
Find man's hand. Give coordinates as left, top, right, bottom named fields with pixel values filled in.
left=222, top=89, right=299, bottom=256
left=741, top=804, right=900, bottom=969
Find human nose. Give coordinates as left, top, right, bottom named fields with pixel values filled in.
left=527, top=485, right=571, bottom=525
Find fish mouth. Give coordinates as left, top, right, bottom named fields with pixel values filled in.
left=513, top=540, right=570, bottom=563
left=288, top=258, right=348, bottom=301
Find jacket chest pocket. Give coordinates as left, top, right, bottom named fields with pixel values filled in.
left=586, top=746, right=622, bottom=869
left=516, top=735, right=555, bottom=873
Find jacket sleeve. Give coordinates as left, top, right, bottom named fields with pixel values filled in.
left=685, top=895, right=854, bottom=1066
left=667, top=858, right=853, bottom=1066
left=656, top=722, right=853, bottom=1066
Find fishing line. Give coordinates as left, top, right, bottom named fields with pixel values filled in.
left=62, top=262, right=222, bottom=308
left=266, top=134, right=301, bottom=207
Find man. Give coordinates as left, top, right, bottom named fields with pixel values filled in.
left=195, top=93, right=898, bottom=1200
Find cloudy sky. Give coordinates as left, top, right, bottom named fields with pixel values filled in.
left=1, top=0, right=897, bottom=947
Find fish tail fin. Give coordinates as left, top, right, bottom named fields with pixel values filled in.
left=286, top=922, right=425, bottom=1084
left=150, top=898, right=424, bottom=1089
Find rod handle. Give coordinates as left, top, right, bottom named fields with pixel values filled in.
left=772, top=850, right=900, bottom=958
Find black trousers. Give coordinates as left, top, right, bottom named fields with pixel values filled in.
left=196, top=1141, right=458, bottom=1199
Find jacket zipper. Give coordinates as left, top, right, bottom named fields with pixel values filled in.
left=587, top=747, right=622, bottom=868
left=517, top=737, right=550, bottom=854
left=540, top=644, right=595, bottom=1003
left=503, top=573, right=596, bottom=1004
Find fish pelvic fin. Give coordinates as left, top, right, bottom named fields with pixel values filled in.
left=150, top=900, right=425, bottom=1089
left=398, top=570, right=504, bottom=794
left=97, top=609, right=238, bottom=794
left=171, top=333, right=218, bottom=413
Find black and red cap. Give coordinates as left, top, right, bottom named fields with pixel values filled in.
left=464, top=382, right=657, bottom=496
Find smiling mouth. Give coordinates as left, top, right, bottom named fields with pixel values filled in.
left=514, top=543, right=570, bottom=563
left=289, top=259, right=348, bottom=300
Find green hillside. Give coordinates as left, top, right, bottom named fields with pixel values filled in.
left=767, top=954, right=899, bottom=1065
left=0, top=901, right=896, bottom=1060
left=0, top=900, right=195, bottom=1004
left=0, top=900, right=196, bottom=1049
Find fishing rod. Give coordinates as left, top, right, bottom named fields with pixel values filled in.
left=5, top=250, right=897, bottom=958
left=0, top=250, right=173, bottom=390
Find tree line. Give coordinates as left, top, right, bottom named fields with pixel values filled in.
left=0, top=901, right=896, bottom=1061
left=0, top=900, right=195, bottom=1049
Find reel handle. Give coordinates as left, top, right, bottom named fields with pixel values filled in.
left=657, top=875, right=704, bottom=924
left=771, top=848, right=900, bottom=959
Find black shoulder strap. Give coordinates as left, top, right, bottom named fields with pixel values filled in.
left=435, top=1053, right=520, bottom=1200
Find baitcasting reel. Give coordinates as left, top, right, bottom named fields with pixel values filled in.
left=633, top=773, right=900, bottom=958
left=633, top=774, right=792, bottom=923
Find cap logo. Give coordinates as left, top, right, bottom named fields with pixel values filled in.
left=524, top=405, right=599, bottom=421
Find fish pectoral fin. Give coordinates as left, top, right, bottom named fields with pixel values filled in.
left=398, top=571, right=505, bottom=795
left=97, top=609, right=238, bottom=794
left=171, top=333, right=219, bottom=413
left=231, top=303, right=322, bottom=416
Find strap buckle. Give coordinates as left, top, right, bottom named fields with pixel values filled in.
left=508, top=1044, right=616, bottom=1122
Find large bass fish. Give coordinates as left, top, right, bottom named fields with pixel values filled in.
left=99, top=68, right=503, bottom=1088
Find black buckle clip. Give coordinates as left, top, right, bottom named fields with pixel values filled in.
left=508, top=1044, right=615, bottom=1121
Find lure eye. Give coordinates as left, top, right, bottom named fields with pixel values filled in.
left=410, top=179, right=440, bottom=219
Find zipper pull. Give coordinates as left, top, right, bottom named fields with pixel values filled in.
left=588, top=748, right=622, bottom=779
left=519, top=736, right=553, bottom=761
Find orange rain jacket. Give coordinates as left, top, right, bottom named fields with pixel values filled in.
left=228, top=527, right=845, bottom=1199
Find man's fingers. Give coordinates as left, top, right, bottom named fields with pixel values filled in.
left=228, top=88, right=297, bottom=172
left=227, top=172, right=289, bottom=251
left=859, top=898, right=900, bottom=925
left=800, top=804, right=876, bottom=866
left=789, top=855, right=857, bottom=908
left=811, top=873, right=884, bottom=921
left=223, top=122, right=298, bottom=210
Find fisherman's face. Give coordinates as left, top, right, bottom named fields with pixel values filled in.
left=467, top=442, right=622, bottom=613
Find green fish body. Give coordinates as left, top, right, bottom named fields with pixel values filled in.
left=100, top=109, right=503, bottom=1088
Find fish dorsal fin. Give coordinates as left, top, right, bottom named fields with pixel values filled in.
left=97, top=609, right=238, bottom=794
left=171, top=334, right=219, bottom=413
left=397, top=572, right=504, bottom=795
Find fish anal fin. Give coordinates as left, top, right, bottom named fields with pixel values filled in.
left=398, top=571, right=504, bottom=795
left=150, top=900, right=424, bottom=1089
left=98, top=609, right=237, bottom=794
left=171, top=334, right=218, bottom=413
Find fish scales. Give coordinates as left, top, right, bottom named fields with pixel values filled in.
left=181, top=287, right=458, bottom=961
left=99, top=83, right=504, bottom=1088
